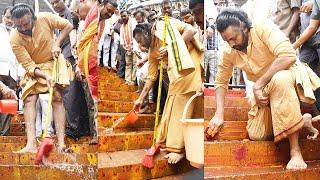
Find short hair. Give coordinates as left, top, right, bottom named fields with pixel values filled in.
left=161, top=0, right=171, bottom=7
left=102, top=0, right=118, bottom=8
left=134, top=10, right=145, bottom=17
left=3, top=6, right=13, bottom=15
left=120, top=10, right=129, bottom=14
left=147, top=11, right=157, bottom=22
left=11, top=3, right=35, bottom=19
left=180, top=8, right=192, bottom=17
left=216, top=8, right=252, bottom=32
left=189, top=0, right=204, bottom=10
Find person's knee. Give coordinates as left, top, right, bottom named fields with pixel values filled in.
left=52, top=90, right=63, bottom=103
left=24, top=95, right=37, bottom=106
left=271, top=71, right=292, bottom=86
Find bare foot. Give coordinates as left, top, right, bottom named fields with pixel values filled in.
left=286, top=149, right=307, bottom=170
left=56, top=144, right=67, bottom=153
left=164, top=152, right=185, bottom=164
left=14, top=145, right=37, bottom=153
left=303, top=113, right=319, bottom=139
left=89, top=137, right=98, bottom=145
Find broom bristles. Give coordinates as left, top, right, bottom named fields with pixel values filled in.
left=142, top=155, right=155, bottom=168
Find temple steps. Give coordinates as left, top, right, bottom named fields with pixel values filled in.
left=98, top=112, right=156, bottom=129
left=204, top=88, right=320, bottom=179
left=98, top=149, right=193, bottom=179
left=96, top=67, right=193, bottom=179
left=205, top=140, right=320, bottom=167
left=98, top=100, right=156, bottom=113
left=98, top=128, right=153, bottom=152
left=0, top=165, right=97, bottom=179
left=205, top=160, right=320, bottom=179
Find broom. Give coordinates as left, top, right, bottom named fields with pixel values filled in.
left=142, top=15, right=169, bottom=168
left=35, top=57, right=57, bottom=165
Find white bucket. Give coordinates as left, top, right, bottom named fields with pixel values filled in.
left=180, top=92, right=204, bottom=168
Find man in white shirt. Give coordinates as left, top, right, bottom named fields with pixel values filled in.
left=120, top=10, right=137, bottom=85
left=0, top=6, right=23, bottom=135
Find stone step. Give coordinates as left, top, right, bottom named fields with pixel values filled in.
left=98, top=149, right=193, bottom=179
left=204, top=106, right=249, bottom=121
left=0, top=136, right=95, bottom=144
left=205, top=121, right=248, bottom=141
left=98, top=128, right=153, bottom=152
left=205, top=139, right=320, bottom=167
left=0, top=152, right=97, bottom=165
left=98, top=90, right=139, bottom=101
left=0, top=143, right=97, bottom=153
left=204, top=121, right=320, bottom=141
left=98, top=82, right=138, bottom=92
left=204, top=160, right=320, bottom=179
left=204, top=88, right=246, bottom=97
left=0, top=165, right=96, bottom=179
left=98, top=100, right=155, bottom=113
left=98, top=112, right=155, bottom=128
left=204, top=96, right=250, bottom=108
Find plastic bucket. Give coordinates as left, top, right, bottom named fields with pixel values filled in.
left=0, top=99, right=18, bottom=114
left=124, top=110, right=138, bottom=124
left=180, top=92, right=204, bottom=168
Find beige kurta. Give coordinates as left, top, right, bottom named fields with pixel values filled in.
left=215, top=20, right=320, bottom=142
left=10, top=12, right=72, bottom=100
left=148, top=18, right=204, bottom=153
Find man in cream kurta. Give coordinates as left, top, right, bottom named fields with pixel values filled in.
left=134, top=0, right=204, bottom=164
left=10, top=4, right=73, bottom=153
left=207, top=8, right=320, bottom=170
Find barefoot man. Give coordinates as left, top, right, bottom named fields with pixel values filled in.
left=134, top=0, right=204, bottom=165
left=10, top=4, right=73, bottom=153
left=206, top=8, right=320, bottom=170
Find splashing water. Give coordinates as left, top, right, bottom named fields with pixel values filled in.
left=41, top=153, right=97, bottom=180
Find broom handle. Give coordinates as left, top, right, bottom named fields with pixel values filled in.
left=42, top=57, right=57, bottom=138
left=152, top=15, right=168, bottom=145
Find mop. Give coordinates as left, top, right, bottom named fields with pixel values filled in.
left=35, top=57, right=57, bottom=165
left=142, top=15, right=169, bottom=169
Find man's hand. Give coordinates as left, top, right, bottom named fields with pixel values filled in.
left=75, top=65, right=83, bottom=81
left=45, top=75, right=55, bottom=88
left=2, top=88, right=18, bottom=100
left=133, top=98, right=143, bottom=112
left=253, top=84, right=269, bottom=106
left=300, top=1, right=313, bottom=13
left=52, top=45, right=62, bottom=59
left=159, top=46, right=168, bottom=59
left=206, top=113, right=224, bottom=138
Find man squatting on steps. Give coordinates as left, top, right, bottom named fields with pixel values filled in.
left=134, top=0, right=204, bottom=164
left=206, top=8, right=320, bottom=170
left=10, top=4, right=73, bottom=153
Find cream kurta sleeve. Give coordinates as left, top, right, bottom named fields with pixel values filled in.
left=41, top=12, right=71, bottom=30
left=255, top=21, right=296, bottom=58
left=214, top=50, right=234, bottom=90
left=10, top=37, right=38, bottom=77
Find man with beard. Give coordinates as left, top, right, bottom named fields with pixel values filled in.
left=0, top=6, right=23, bottom=135
left=76, top=0, right=118, bottom=144
left=10, top=3, right=73, bottom=153
left=206, top=8, right=320, bottom=170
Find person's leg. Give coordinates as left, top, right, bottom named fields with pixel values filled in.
left=111, top=34, right=120, bottom=70
left=39, top=94, right=54, bottom=136
left=35, top=98, right=42, bottom=138
left=131, top=54, right=137, bottom=84
left=52, top=88, right=66, bottom=152
left=102, top=36, right=112, bottom=68
left=265, top=70, right=307, bottom=169
left=124, top=53, right=133, bottom=83
left=15, top=94, right=38, bottom=153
